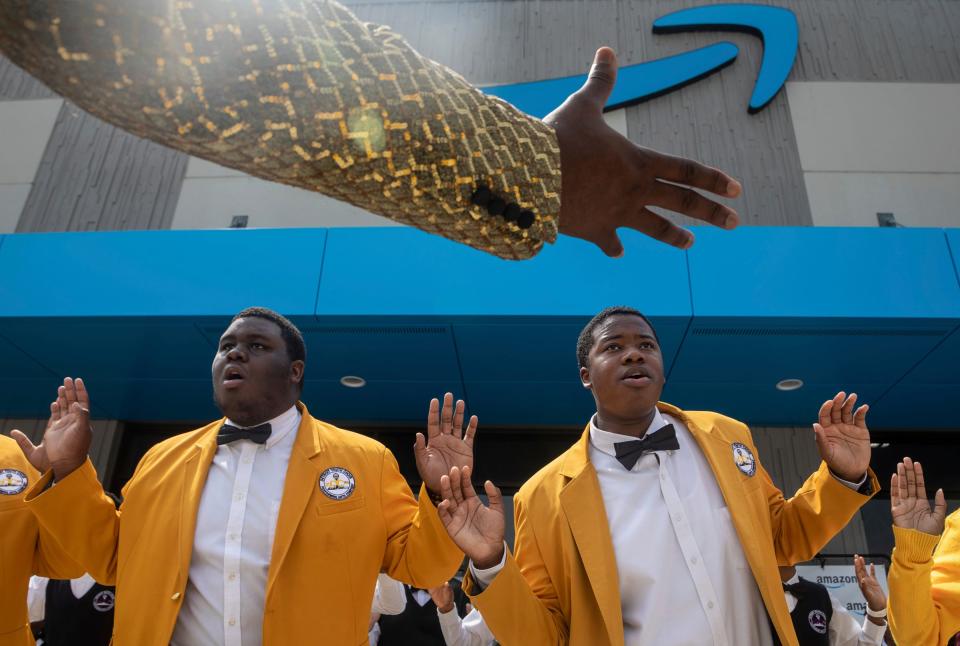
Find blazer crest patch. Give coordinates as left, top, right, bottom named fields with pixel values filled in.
left=319, top=467, right=356, bottom=500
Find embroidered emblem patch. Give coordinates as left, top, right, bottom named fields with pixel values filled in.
left=0, top=469, right=28, bottom=495
left=808, top=609, right=828, bottom=634
left=319, top=467, right=356, bottom=500
left=92, top=590, right=115, bottom=612
left=731, top=442, right=756, bottom=477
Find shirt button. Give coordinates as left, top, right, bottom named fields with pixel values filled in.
left=708, top=601, right=715, bottom=609
left=229, top=533, right=238, bottom=541
left=228, top=572, right=237, bottom=581
left=228, top=618, right=236, bottom=626
left=243, top=456, right=253, bottom=464
left=691, top=556, right=698, bottom=564
left=235, top=493, right=244, bottom=501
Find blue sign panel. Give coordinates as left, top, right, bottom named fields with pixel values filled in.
left=482, top=3, right=798, bottom=116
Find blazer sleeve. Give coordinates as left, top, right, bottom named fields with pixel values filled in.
left=753, top=449, right=879, bottom=565
left=379, top=447, right=463, bottom=588
left=888, top=511, right=960, bottom=646
left=463, top=494, right=568, bottom=645
left=25, top=454, right=152, bottom=586
left=0, top=0, right=561, bottom=260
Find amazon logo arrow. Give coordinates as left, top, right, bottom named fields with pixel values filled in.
left=481, top=3, right=798, bottom=117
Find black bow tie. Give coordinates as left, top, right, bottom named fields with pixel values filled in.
left=613, top=424, right=680, bottom=470
left=782, top=581, right=805, bottom=598
left=217, top=423, right=272, bottom=445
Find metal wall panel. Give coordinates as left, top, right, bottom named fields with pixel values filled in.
left=15, top=102, right=188, bottom=232
left=0, top=55, right=54, bottom=100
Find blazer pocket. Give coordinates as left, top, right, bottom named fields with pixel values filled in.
left=315, top=495, right=366, bottom=517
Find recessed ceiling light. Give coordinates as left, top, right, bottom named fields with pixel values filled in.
left=340, top=375, right=366, bottom=388
left=775, top=378, right=804, bottom=391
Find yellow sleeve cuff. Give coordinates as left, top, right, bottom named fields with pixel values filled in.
left=892, top=525, right=941, bottom=563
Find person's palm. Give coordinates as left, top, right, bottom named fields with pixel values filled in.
left=12, top=378, right=92, bottom=479
left=891, top=457, right=947, bottom=535
left=415, top=394, right=476, bottom=493
left=438, top=466, right=505, bottom=569
left=814, top=392, right=871, bottom=481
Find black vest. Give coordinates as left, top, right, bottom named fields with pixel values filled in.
left=42, top=579, right=115, bottom=646
left=377, top=585, right=468, bottom=646
left=786, top=577, right=834, bottom=646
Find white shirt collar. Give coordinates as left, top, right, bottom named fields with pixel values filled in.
left=589, top=408, right=671, bottom=458
left=224, top=404, right=301, bottom=449
left=784, top=573, right=800, bottom=586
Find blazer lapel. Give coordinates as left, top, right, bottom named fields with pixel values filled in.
left=176, top=425, right=219, bottom=592
left=558, top=426, right=624, bottom=646
left=266, top=405, right=324, bottom=598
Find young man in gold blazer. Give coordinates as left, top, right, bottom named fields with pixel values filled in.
left=437, top=306, right=879, bottom=646
left=0, top=1, right=742, bottom=259
left=0, top=434, right=83, bottom=645
left=887, top=457, right=959, bottom=646
left=12, top=307, right=473, bottom=645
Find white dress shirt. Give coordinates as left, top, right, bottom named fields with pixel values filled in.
left=782, top=574, right=886, bottom=646
left=437, top=606, right=496, bottom=646
left=474, top=410, right=772, bottom=645
left=27, top=574, right=99, bottom=622
left=171, top=405, right=301, bottom=646
left=371, top=573, right=407, bottom=616
left=472, top=410, right=869, bottom=645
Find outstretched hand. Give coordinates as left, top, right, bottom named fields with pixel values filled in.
left=11, top=377, right=92, bottom=480
left=545, top=47, right=742, bottom=257
left=437, top=465, right=505, bottom=570
left=891, top=457, right=947, bottom=536
left=414, top=393, right=477, bottom=494
left=813, top=391, right=871, bottom=482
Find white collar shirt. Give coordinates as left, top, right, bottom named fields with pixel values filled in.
left=171, top=405, right=301, bottom=646
left=588, top=410, right=773, bottom=646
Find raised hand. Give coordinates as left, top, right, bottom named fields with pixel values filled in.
left=428, top=582, right=455, bottom=614
left=854, top=554, right=887, bottom=614
left=437, top=466, right=505, bottom=570
left=545, top=47, right=741, bottom=257
left=11, top=377, right=92, bottom=480
left=415, top=393, right=477, bottom=494
left=891, top=457, right=947, bottom=536
left=813, top=391, right=871, bottom=482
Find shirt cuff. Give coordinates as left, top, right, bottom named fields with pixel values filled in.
left=468, top=543, right=508, bottom=590
left=861, top=613, right=887, bottom=643
left=830, top=469, right=868, bottom=490
left=437, top=605, right=460, bottom=624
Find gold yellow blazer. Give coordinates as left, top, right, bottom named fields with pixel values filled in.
left=0, top=435, right=83, bottom=646
left=464, top=402, right=879, bottom=646
left=0, top=0, right=561, bottom=259
left=25, top=405, right=464, bottom=645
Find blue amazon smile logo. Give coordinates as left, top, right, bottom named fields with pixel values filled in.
left=482, top=3, right=798, bottom=117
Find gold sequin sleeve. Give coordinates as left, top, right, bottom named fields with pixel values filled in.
left=0, top=0, right=561, bottom=259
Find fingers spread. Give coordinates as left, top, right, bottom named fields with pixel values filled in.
left=624, top=208, right=693, bottom=250
left=649, top=181, right=737, bottom=229
left=650, top=150, right=741, bottom=197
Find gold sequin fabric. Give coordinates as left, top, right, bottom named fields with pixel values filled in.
left=0, top=0, right=561, bottom=259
